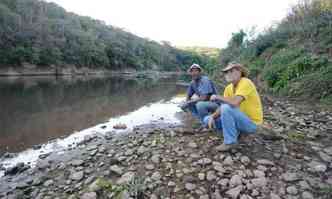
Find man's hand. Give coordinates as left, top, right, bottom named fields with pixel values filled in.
left=210, top=95, right=222, bottom=101
left=208, top=116, right=214, bottom=129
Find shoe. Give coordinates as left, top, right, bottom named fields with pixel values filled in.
left=194, top=126, right=211, bottom=133
left=216, top=143, right=237, bottom=152
left=238, top=134, right=255, bottom=143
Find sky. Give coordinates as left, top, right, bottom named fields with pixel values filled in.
left=45, top=0, right=299, bottom=48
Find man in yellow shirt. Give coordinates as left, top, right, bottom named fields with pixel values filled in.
left=203, top=63, right=263, bottom=151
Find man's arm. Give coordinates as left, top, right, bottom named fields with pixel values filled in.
left=219, top=96, right=244, bottom=107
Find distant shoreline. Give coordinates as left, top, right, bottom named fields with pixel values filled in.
left=0, top=67, right=184, bottom=77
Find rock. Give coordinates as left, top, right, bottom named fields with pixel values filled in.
left=307, top=161, right=327, bottom=172
left=302, top=191, right=314, bottom=199
left=213, top=164, right=225, bottom=173
left=168, top=181, right=176, bottom=187
left=200, top=195, right=209, bottom=199
left=251, top=177, right=267, bottom=188
left=137, top=146, right=147, bottom=154
left=299, top=180, right=311, bottom=190
left=206, top=171, right=216, bottom=181
left=43, top=179, right=54, bottom=187
left=88, top=180, right=102, bottom=192
left=270, top=193, right=281, bottom=199
left=15, top=181, right=30, bottom=189
left=226, top=185, right=243, bottom=199
left=151, top=154, right=161, bottom=164
left=217, top=178, right=229, bottom=187
left=240, top=156, right=250, bottom=165
left=223, top=156, right=234, bottom=165
left=151, top=172, right=162, bottom=181
left=2, top=152, right=15, bottom=159
left=5, top=162, right=29, bottom=176
left=318, top=151, right=332, bottom=162
left=113, top=123, right=127, bottom=130
left=324, top=146, right=332, bottom=155
left=125, top=149, right=135, bottom=156
left=145, top=164, right=155, bottom=170
left=80, top=192, right=97, bottom=199
left=198, top=173, right=205, bottom=181
left=251, top=189, right=259, bottom=197
left=188, top=142, right=198, bottom=148
left=117, top=172, right=135, bottom=184
left=286, top=186, right=298, bottom=195
left=110, top=165, right=124, bottom=176
left=33, top=144, right=42, bottom=150
left=282, top=172, right=301, bottom=182
left=185, top=183, right=196, bottom=191
left=71, top=160, right=84, bottom=167
left=229, top=175, right=242, bottom=187
left=253, top=170, right=265, bottom=178
left=240, top=195, right=253, bottom=199
left=198, top=158, right=212, bottom=166
left=70, top=171, right=84, bottom=181
left=257, top=159, right=274, bottom=166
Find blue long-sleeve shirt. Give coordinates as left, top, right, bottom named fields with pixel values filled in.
left=187, top=76, right=217, bottom=99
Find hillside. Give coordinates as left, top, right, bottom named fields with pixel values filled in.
left=0, top=0, right=205, bottom=72
left=217, top=0, right=332, bottom=103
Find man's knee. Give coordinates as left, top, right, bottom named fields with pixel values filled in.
left=220, top=104, right=233, bottom=113
left=196, top=101, right=208, bottom=111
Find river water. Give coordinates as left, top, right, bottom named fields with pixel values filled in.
left=0, top=74, right=189, bottom=175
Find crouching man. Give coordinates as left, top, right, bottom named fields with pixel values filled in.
left=180, top=63, right=219, bottom=130
left=204, top=63, right=263, bottom=151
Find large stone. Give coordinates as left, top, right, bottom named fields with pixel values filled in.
left=229, top=175, right=242, bottom=187
left=71, top=160, right=84, bottom=167
left=70, top=171, right=84, bottom=181
left=253, top=170, right=265, bottom=178
left=226, top=185, right=243, bottom=199
left=117, top=172, right=135, bottom=184
left=286, top=186, right=298, bottom=195
left=324, top=146, right=332, bottom=155
left=80, top=192, right=97, bottom=199
left=151, top=154, right=161, bottom=164
left=188, top=142, right=198, bottom=148
left=257, top=159, right=274, bottom=166
left=251, top=177, right=267, bottom=188
left=223, top=156, right=234, bottom=165
left=110, top=165, right=124, bottom=176
left=282, top=172, right=301, bottom=182
left=206, top=171, right=216, bottom=181
left=318, top=151, right=332, bottom=162
left=270, top=193, right=281, bottom=199
left=43, top=179, right=54, bottom=187
left=307, top=161, right=327, bottom=172
left=302, top=191, right=314, bottom=199
left=185, top=183, right=196, bottom=191
left=240, top=156, right=250, bottom=165
left=151, top=172, right=162, bottom=181
left=198, top=158, right=212, bottom=166
left=145, top=164, right=155, bottom=170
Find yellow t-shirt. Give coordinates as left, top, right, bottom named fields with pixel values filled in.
left=223, top=78, right=263, bottom=125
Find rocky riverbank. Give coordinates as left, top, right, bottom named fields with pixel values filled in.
left=0, top=96, right=332, bottom=199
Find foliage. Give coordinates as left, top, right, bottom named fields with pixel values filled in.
left=0, top=0, right=202, bottom=71
left=217, top=0, right=332, bottom=101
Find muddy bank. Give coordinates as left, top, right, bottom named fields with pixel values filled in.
left=0, top=96, right=332, bottom=199
left=0, top=65, right=183, bottom=78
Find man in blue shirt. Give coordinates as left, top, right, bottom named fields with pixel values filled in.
left=180, top=64, right=219, bottom=129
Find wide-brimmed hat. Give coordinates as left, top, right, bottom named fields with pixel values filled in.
left=187, top=63, right=203, bottom=73
left=222, top=63, right=249, bottom=77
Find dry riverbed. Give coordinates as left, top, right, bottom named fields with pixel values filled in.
left=0, top=97, right=332, bottom=199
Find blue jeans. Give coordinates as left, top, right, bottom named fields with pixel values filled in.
left=203, top=104, right=257, bottom=144
left=188, top=101, right=219, bottom=124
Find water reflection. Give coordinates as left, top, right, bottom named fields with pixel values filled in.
left=0, top=75, right=186, bottom=153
